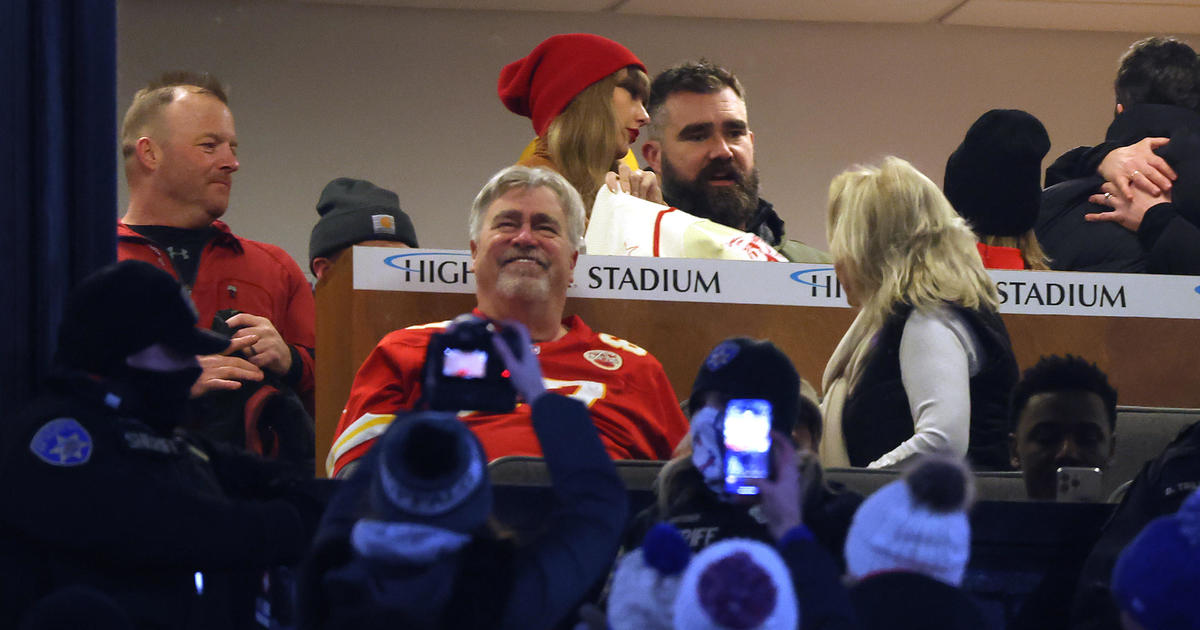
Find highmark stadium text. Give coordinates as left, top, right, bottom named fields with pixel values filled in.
left=586, top=265, right=721, bottom=294
left=996, top=279, right=1126, bottom=309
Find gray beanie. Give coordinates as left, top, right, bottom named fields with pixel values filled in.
left=309, top=177, right=418, bottom=272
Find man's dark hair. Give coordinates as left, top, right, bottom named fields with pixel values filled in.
left=1009, top=355, right=1118, bottom=432
left=1115, top=36, right=1200, bottom=112
left=647, top=60, right=746, bottom=132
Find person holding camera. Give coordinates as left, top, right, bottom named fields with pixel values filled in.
left=327, top=165, right=689, bottom=478
left=298, top=319, right=628, bottom=630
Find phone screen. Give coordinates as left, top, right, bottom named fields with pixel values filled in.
left=723, top=399, right=772, bottom=495
left=442, top=348, right=488, bottom=379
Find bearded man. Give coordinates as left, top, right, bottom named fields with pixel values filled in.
left=641, top=61, right=830, bottom=263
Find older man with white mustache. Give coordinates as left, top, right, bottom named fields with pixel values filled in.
left=327, top=166, right=689, bottom=479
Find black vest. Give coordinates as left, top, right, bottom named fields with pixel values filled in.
left=841, top=304, right=1017, bottom=470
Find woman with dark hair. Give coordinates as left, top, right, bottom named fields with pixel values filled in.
left=944, top=108, right=1053, bottom=270
left=821, top=157, right=1018, bottom=471
left=498, top=33, right=653, bottom=211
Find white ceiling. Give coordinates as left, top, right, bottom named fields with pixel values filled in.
left=295, top=0, right=1200, bottom=34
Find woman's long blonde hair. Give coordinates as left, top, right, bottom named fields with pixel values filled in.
left=545, top=66, right=649, bottom=211
left=825, top=156, right=999, bottom=389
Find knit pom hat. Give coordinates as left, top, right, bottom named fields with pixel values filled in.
left=608, top=524, right=692, bottom=630
left=309, top=177, right=418, bottom=272
left=498, top=33, right=645, bottom=137
left=368, top=411, right=491, bottom=533
left=673, top=538, right=799, bottom=630
left=944, top=109, right=1050, bottom=237
left=1111, top=487, right=1200, bottom=630
left=690, top=338, right=801, bottom=437
left=844, top=456, right=975, bottom=586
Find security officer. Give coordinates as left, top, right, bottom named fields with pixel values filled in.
left=0, top=261, right=329, bottom=629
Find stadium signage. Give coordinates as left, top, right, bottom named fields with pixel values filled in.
left=381, top=251, right=473, bottom=286
left=355, top=248, right=1200, bottom=319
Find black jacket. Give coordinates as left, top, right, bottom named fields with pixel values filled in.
left=0, top=371, right=325, bottom=630
left=777, top=527, right=861, bottom=630
left=1069, top=420, right=1200, bottom=630
left=1038, top=104, right=1200, bottom=273
left=850, top=572, right=994, bottom=630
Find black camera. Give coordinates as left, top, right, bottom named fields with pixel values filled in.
left=422, top=315, right=518, bottom=412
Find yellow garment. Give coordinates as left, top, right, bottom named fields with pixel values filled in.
left=518, top=138, right=640, bottom=171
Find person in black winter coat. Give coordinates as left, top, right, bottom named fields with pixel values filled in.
left=296, top=318, right=628, bottom=630
left=0, top=261, right=329, bottom=630
left=1037, top=36, right=1200, bottom=274
left=1084, top=130, right=1200, bottom=275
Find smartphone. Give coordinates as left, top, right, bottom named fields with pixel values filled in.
left=722, top=399, right=773, bottom=496
left=1056, top=466, right=1103, bottom=503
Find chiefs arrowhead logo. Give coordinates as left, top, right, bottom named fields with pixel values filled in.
left=584, top=349, right=623, bottom=371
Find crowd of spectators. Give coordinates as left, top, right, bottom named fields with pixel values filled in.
left=3, top=31, right=1200, bottom=630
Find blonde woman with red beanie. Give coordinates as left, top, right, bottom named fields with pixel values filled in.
left=498, top=33, right=653, bottom=212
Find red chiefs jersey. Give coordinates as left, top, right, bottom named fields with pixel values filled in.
left=327, top=315, right=689, bottom=477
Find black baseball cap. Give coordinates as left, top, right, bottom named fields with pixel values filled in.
left=55, top=260, right=230, bottom=373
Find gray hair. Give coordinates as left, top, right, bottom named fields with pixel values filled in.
left=468, top=166, right=586, bottom=251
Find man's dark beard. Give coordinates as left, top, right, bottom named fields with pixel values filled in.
left=660, top=156, right=760, bottom=230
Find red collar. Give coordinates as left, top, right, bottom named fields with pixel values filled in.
left=117, top=219, right=241, bottom=251
left=976, top=242, right=1025, bottom=270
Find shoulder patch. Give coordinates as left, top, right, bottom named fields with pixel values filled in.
left=584, top=349, right=623, bottom=371
left=30, top=418, right=93, bottom=467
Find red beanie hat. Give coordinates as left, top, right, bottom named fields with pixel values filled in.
left=498, top=33, right=645, bottom=137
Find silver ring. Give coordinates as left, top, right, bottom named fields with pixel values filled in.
left=1104, top=192, right=1112, bottom=200
left=1132, top=170, right=1141, bottom=177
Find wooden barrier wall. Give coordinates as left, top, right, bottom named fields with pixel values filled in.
left=315, top=249, right=1200, bottom=476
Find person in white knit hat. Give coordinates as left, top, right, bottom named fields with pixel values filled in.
left=843, top=456, right=990, bottom=630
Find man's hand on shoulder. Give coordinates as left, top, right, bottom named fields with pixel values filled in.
left=191, top=335, right=264, bottom=397
left=1087, top=180, right=1171, bottom=232
left=605, top=163, right=664, bottom=205
left=1098, top=137, right=1176, bottom=200
left=225, top=313, right=293, bottom=376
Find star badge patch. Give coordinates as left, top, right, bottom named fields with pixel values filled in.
left=30, top=418, right=93, bottom=467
